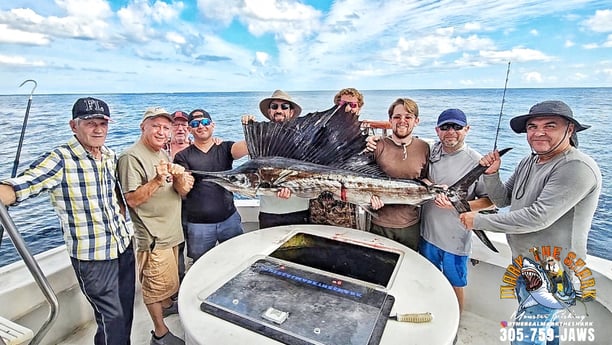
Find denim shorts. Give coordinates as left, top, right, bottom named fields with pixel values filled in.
left=419, top=238, right=468, bottom=287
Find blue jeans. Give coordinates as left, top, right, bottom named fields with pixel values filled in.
left=187, top=211, right=243, bottom=261
left=71, top=243, right=135, bottom=345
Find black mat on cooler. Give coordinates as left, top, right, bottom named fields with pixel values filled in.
left=201, top=257, right=394, bottom=345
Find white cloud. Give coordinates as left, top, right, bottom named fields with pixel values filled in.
left=254, top=51, right=269, bottom=66
left=464, top=22, right=481, bottom=31
left=564, top=40, right=574, bottom=47
left=0, top=24, right=50, bottom=45
left=572, top=72, right=588, bottom=80
left=0, top=1, right=112, bottom=41
left=166, top=32, right=186, bottom=45
left=197, top=0, right=322, bottom=44
left=523, top=71, right=543, bottom=82
left=583, top=9, right=612, bottom=33
left=530, top=29, right=539, bottom=36
left=0, top=54, right=45, bottom=66
left=583, top=43, right=599, bottom=49
left=117, top=0, right=183, bottom=42
left=604, top=34, right=612, bottom=48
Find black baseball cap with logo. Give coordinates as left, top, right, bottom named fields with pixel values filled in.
left=72, top=97, right=111, bottom=120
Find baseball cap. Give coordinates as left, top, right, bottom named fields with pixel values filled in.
left=188, top=109, right=212, bottom=122
left=437, top=108, right=467, bottom=127
left=72, top=97, right=111, bottom=120
left=142, top=107, right=172, bottom=123
left=171, top=110, right=189, bottom=122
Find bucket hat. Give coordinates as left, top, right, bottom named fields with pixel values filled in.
left=510, top=100, right=590, bottom=147
left=259, top=90, right=302, bottom=120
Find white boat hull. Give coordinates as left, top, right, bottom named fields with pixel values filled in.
left=1, top=200, right=611, bottom=345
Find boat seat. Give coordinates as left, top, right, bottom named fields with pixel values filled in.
left=0, top=316, right=33, bottom=345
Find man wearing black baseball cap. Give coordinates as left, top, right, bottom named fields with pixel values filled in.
left=0, top=97, right=135, bottom=345
left=459, top=100, right=602, bottom=343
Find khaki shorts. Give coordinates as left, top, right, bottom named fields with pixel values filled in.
left=137, top=246, right=179, bottom=305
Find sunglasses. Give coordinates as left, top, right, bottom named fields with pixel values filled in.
left=340, top=101, right=359, bottom=109
left=189, top=118, right=212, bottom=128
left=439, top=123, right=464, bottom=131
left=270, top=103, right=291, bottom=110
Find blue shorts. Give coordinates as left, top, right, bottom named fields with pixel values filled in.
left=419, top=239, right=468, bottom=287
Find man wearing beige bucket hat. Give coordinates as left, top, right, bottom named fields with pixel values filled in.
left=459, top=100, right=601, bottom=345
left=242, top=90, right=310, bottom=228
left=258, top=89, right=302, bottom=123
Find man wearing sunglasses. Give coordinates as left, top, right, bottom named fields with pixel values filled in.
left=174, top=109, right=249, bottom=261
left=310, top=88, right=365, bottom=229
left=241, top=90, right=311, bottom=228
left=368, top=98, right=430, bottom=251
left=419, top=108, right=493, bottom=316
left=334, top=87, right=364, bottom=117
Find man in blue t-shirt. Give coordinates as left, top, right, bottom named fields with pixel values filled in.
left=174, top=109, right=249, bottom=261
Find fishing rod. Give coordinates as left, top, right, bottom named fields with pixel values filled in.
left=1, top=79, right=37, bottom=248
left=493, top=61, right=511, bottom=151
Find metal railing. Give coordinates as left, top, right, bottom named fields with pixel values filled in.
left=0, top=201, right=59, bottom=345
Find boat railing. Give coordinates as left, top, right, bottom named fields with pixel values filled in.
left=0, top=201, right=59, bottom=345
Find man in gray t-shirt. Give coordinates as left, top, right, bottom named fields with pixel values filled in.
left=419, top=108, right=493, bottom=314
left=460, top=100, right=602, bottom=345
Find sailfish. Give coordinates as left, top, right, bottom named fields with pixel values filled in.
left=192, top=103, right=509, bottom=252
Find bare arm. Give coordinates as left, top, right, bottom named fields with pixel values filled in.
left=231, top=140, right=249, bottom=159
left=0, top=184, right=16, bottom=206
left=124, top=175, right=165, bottom=209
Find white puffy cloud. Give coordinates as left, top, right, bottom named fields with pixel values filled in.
left=523, top=71, right=543, bottom=82
left=583, top=9, right=612, bottom=33
left=0, top=54, right=46, bottom=66
left=0, top=24, right=50, bottom=45
left=117, top=0, right=184, bottom=42
left=197, top=0, right=322, bottom=44
left=254, top=51, right=269, bottom=66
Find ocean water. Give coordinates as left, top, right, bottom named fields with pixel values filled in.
left=0, top=88, right=610, bottom=266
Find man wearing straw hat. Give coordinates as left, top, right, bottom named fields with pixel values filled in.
left=460, top=100, right=601, bottom=345
left=243, top=90, right=310, bottom=228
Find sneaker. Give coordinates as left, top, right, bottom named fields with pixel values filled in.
left=162, top=301, right=178, bottom=318
left=150, top=330, right=185, bottom=345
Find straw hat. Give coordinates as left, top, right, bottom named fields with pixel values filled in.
left=259, top=90, right=302, bottom=120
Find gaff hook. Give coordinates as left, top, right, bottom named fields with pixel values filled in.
left=19, top=79, right=38, bottom=100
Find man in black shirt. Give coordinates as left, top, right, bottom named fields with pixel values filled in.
left=174, top=109, right=249, bottom=261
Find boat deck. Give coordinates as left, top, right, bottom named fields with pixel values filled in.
left=57, top=288, right=501, bottom=345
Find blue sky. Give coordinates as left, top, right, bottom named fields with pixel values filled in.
left=1, top=0, right=611, bottom=94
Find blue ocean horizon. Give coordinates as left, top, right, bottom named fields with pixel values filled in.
left=1, top=88, right=610, bottom=266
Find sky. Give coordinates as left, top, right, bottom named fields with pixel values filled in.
left=1, top=0, right=611, bottom=94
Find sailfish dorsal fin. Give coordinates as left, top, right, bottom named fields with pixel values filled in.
left=243, top=104, right=371, bottom=167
